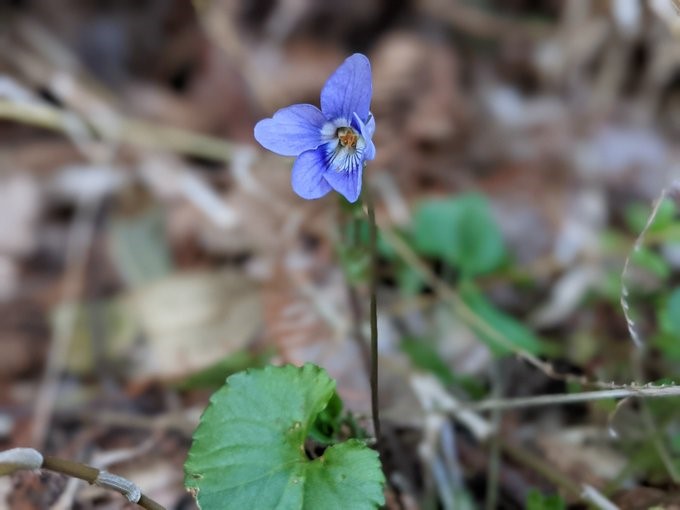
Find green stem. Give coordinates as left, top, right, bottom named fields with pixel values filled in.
left=366, top=192, right=381, bottom=441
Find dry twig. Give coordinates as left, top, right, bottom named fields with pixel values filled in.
left=0, top=448, right=165, bottom=510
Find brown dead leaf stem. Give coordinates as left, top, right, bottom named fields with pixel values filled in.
left=37, top=455, right=165, bottom=510
left=466, top=384, right=680, bottom=412
left=0, top=454, right=165, bottom=510
left=0, top=99, right=236, bottom=163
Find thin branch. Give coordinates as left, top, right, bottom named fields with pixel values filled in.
left=620, top=181, right=680, bottom=348
left=0, top=449, right=165, bottom=510
left=466, top=384, right=680, bottom=413
left=633, top=350, right=680, bottom=483
left=418, top=0, right=552, bottom=41
left=620, top=183, right=680, bottom=482
left=581, top=485, right=620, bottom=510
left=0, top=98, right=236, bottom=163
left=41, top=456, right=165, bottom=510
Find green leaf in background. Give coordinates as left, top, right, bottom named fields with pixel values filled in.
left=625, top=199, right=677, bottom=235
left=173, top=349, right=273, bottom=390
left=401, top=336, right=487, bottom=397
left=669, top=430, right=680, bottom=455
left=460, top=282, right=543, bottom=356
left=653, top=288, right=680, bottom=360
left=376, top=227, right=402, bottom=260
left=396, top=264, right=425, bottom=295
left=337, top=216, right=371, bottom=284
left=666, top=287, right=680, bottom=336
left=337, top=245, right=371, bottom=284
left=184, top=364, right=385, bottom=510
left=412, top=193, right=507, bottom=277
left=525, top=489, right=566, bottom=510
left=376, top=228, right=426, bottom=294
left=401, top=337, right=455, bottom=386
left=630, top=246, right=671, bottom=280
left=653, top=331, right=680, bottom=362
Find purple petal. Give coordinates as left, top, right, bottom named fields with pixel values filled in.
left=291, top=148, right=333, bottom=199
left=254, top=104, right=326, bottom=157
left=353, top=113, right=376, bottom=161
left=364, top=113, right=376, bottom=138
left=320, top=54, right=372, bottom=123
left=323, top=167, right=363, bottom=203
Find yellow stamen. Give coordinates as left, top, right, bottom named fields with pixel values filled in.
left=337, top=127, right=358, bottom=149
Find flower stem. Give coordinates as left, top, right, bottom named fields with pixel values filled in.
left=366, top=192, right=381, bottom=441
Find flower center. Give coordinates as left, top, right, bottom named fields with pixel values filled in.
left=320, top=121, right=366, bottom=173
left=337, top=127, right=359, bottom=149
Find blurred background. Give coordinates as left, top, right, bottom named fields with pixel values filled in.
left=1, top=0, right=680, bottom=508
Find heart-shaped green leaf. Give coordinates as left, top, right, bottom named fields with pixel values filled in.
left=184, top=364, right=384, bottom=509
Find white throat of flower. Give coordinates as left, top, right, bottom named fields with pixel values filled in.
left=321, top=120, right=366, bottom=173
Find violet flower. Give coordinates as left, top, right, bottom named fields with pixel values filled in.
left=254, top=53, right=375, bottom=203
